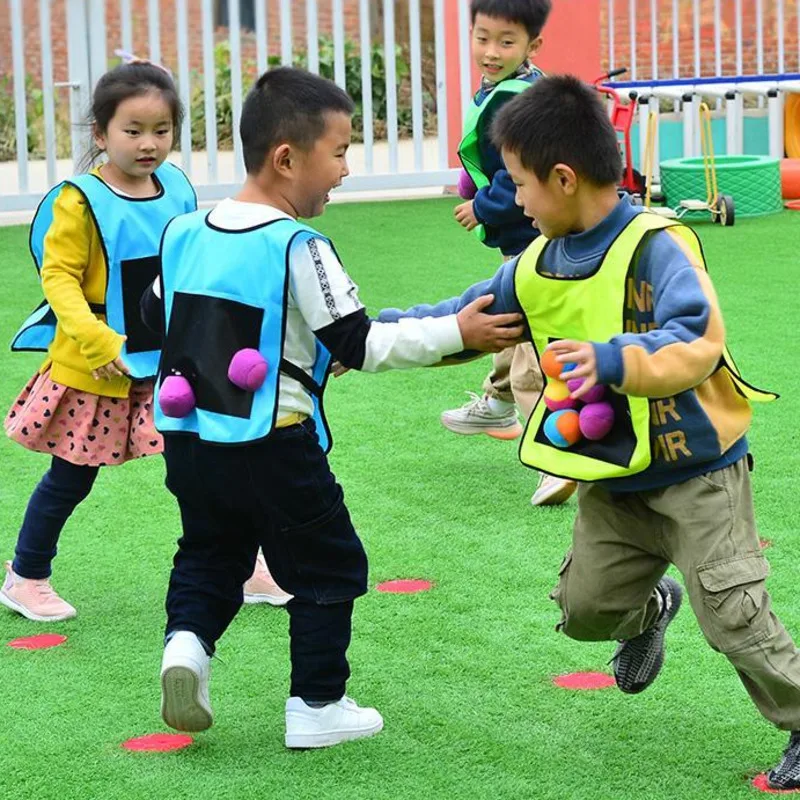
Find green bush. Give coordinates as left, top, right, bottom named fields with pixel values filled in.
left=189, top=38, right=437, bottom=149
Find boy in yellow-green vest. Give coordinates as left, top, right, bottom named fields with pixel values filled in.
left=381, top=75, right=800, bottom=789
left=443, top=0, right=577, bottom=508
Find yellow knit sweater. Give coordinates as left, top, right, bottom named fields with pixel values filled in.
left=40, top=173, right=134, bottom=398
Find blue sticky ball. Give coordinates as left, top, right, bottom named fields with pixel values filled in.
left=562, top=362, right=577, bottom=374
left=544, top=410, right=569, bottom=448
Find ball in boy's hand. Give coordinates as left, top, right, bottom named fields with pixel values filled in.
left=457, top=169, right=477, bottom=200
left=159, top=374, right=195, bottom=418
left=541, top=349, right=576, bottom=381
left=567, top=377, right=605, bottom=404
left=544, top=409, right=582, bottom=448
left=579, top=401, right=615, bottom=441
left=544, top=380, right=578, bottom=411
left=228, top=348, right=268, bottom=391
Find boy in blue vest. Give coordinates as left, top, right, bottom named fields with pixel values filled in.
left=142, top=67, right=523, bottom=750
left=380, top=75, right=800, bottom=789
left=444, top=0, right=576, bottom=507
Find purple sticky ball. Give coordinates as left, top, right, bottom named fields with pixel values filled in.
left=567, top=377, right=606, bottom=404
left=579, top=401, right=615, bottom=441
left=228, top=348, right=268, bottom=392
left=457, top=169, right=477, bottom=200
left=159, top=375, right=195, bottom=418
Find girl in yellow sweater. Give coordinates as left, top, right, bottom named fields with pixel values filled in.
left=1, top=62, right=196, bottom=622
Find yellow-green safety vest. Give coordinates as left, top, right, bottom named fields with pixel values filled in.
left=458, top=77, right=536, bottom=243
left=514, top=212, right=776, bottom=482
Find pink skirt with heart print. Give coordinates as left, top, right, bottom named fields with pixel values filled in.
left=4, top=369, right=163, bottom=467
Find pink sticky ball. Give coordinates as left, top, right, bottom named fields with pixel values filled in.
left=159, top=375, right=195, bottom=418
left=567, top=377, right=606, bottom=404
left=457, top=169, right=477, bottom=200
left=579, top=401, right=615, bottom=441
left=228, top=348, right=268, bottom=391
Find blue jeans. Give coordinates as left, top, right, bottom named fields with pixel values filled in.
left=162, top=419, right=368, bottom=702
left=13, top=456, right=99, bottom=579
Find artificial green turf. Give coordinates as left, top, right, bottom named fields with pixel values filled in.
left=0, top=201, right=798, bottom=799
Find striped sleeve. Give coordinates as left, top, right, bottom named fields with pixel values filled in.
left=593, top=228, right=726, bottom=398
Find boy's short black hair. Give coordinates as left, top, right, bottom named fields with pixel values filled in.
left=470, top=0, right=552, bottom=39
left=491, top=74, right=622, bottom=186
left=241, top=67, right=354, bottom=174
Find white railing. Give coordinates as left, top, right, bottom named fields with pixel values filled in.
left=606, top=0, right=799, bottom=82
left=1, top=0, right=465, bottom=213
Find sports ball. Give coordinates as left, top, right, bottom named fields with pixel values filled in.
left=543, top=409, right=582, bottom=448
left=544, top=379, right=578, bottom=411
left=566, top=377, right=605, bottom=404
left=457, top=169, right=477, bottom=199
left=228, top=348, right=268, bottom=391
left=579, top=401, right=615, bottom=441
left=540, top=349, right=576, bottom=381
left=158, top=374, right=195, bottom=418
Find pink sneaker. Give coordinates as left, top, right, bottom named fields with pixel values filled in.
left=244, top=551, right=293, bottom=606
left=0, top=560, right=76, bottom=622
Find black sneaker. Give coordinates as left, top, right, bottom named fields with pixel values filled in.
left=768, top=731, right=800, bottom=790
left=610, top=576, right=683, bottom=694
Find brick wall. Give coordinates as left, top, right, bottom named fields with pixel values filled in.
left=600, top=0, right=800, bottom=78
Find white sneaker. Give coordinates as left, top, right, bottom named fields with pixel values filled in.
left=530, top=474, right=578, bottom=507
left=285, top=695, right=384, bottom=749
left=160, top=631, right=213, bottom=732
left=440, top=392, right=523, bottom=440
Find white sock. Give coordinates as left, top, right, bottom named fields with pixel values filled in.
left=486, top=396, right=515, bottom=415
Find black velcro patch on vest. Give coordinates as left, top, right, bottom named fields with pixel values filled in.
left=533, top=387, right=637, bottom=468
left=121, top=255, right=163, bottom=354
left=161, top=292, right=264, bottom=419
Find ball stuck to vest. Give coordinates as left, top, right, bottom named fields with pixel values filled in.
left=457, top=169, right=477, bottom=200
left=566, top=377, right=606, bottom=404
left=159, top=374, right=196, bottom=418
left=543, top=409, right=582, bottom=448
left=540, top=349, right=576, bottom=381
left=544, top=379, right=578, bottom=411
left=579, top=401, right=615, bottom=441
left=228, top=348, right=268, bottom=392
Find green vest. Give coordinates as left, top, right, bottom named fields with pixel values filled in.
left=515, top=212, right=776, bottom=482
left=458, top=77, right=534, bottom=243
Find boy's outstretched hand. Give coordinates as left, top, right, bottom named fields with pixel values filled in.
left=457, top=294, right=525, bottom=353
left=454, top=200, right=479, bottom=231
left=546, top=339, right=599, bottom=399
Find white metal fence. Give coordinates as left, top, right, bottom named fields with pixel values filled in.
left=2, top=0, right=470, bottom=212
left=606, top=0, right=800, bottom=81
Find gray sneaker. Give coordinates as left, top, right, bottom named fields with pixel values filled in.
left=440, top=392, right=523, bottom=440
left=768, top=731, right=800, bottom=789
left=610, top=576, right=683, bottom=694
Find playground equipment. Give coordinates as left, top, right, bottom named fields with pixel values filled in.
left=645, top=103, right=735, bottom=226
left=594, top=68, right=645, bottom=198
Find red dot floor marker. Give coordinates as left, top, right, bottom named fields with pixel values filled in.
left=122, top=734, right=194, bottom=752
left=752, top=773, right=800, bottom=793
left=376, top=579, right=433, bottom=594
left=553, top=671, right=616, bottom=690
left=7, top=633, right=67, bottom=650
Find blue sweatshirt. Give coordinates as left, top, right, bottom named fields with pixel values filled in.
left=468, top=70, right=542, bottom=256
left=381, top=198, right=752, bottom=493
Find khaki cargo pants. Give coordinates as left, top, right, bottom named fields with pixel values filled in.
left=551, top=457, right=800, bottom=729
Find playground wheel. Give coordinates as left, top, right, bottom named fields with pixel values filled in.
left=716, top=194, right=735, bottom=227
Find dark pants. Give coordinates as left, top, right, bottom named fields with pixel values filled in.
left=163, top=419, right=368, bottom=702
left=13, top=456, right=99, bottom=579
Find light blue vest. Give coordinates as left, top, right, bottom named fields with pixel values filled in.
left=12, top=162, right=196, bottom=379
left=156, top=210, right=333, bottom=451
